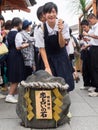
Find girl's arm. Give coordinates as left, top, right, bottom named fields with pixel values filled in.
left=36, top=25, right=52, bottom=75
left=39, top=48, right=52, bottom=75
left=16, top=43, right=29, bottom=50
left=15, top=33, right=29, bottom=50
left=58, top=32, right=68, bottom=47
left=83, top=31, right=98, bottom=39
left=58, top=19, right=69, bottom=47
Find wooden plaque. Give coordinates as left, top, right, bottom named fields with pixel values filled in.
left=35, top=90, right=52, bottom=119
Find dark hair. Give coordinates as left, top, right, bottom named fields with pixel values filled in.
left=69, top=28, right=72, bottom=36
left=0, top=15, right=5, bottom=27
left=0, top=15, right=4, bottom=21
left=87, top=13, right=96, bottom=19
left=78, top=34, right=84, bottom=40
left=43, top=2, right=58, bottom=14
left=11, top=17, right=22, bottom=28
left=37, top=6, right=44, bottom=20
left=80, top=19, right=89, bottom=26
left=22, top=25, right=29, bottom=30
left=5, top=20, right=12, bottom=30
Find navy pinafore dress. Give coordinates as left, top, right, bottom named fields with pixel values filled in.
left=42, top=23, right=74, bottom=92
left=7, top=31, right=25, bottom=83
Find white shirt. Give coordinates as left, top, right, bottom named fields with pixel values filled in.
left=80, top=39, right=87, bottom=46
left=66, top=37, right=75, bottom=55
left=9, top=28, right=23, bottom=48
left=90, top=22, right=98, bottom=46
left=34, top=24, right=41, bottom=39
left=15, top=33, right=23, bottom=48
left=83, top=29, right=94, bottom=45
left=35, top=19, right=70, bottom=48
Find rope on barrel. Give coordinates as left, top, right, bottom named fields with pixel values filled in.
left=20, top=81, right=69, bottom=90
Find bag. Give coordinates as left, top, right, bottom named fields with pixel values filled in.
left=0, top=43, right=8, bottom=55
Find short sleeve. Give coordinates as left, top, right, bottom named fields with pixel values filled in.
left=34, top=26, right=37, bottom=39
left=34, top=26, right=45, bottom=48
left=15, top=33, right=23, bottom=48
left=62, top=22, right=70, bottom=40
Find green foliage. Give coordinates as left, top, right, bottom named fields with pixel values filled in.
left=71, top=0, right=89, bottom=15
left=79, top=0, right=87, bottom=14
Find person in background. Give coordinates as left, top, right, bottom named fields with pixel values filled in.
left=18, top=20, right=35, bottom=78
left=5, top=17, right=29, bottom=103
left=35, top=2, right=74, bottom=92
left=66, top=28, right=80, bottom=83
left=36, top=5, right=46, bottom=23
left=83, top=13, right=98, bottom=97
left=80, top=19, right=93, bottom=91
left=0, top=14, right=6, bottom=99
left=34, top=5, right=46, bottom=70
left=0, top=20, right=12, bottom=93
left=34, top=5, right=46, bottom=40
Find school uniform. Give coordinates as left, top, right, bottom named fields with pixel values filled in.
left=66, top=36, right=76, bottom=73
left=34, top=25, right=42, bottom=71
left=89, top=22, right=98, bottom=92
left=80, top=30, right=93, bottom=87
left=7, top=29, right=25, bottom=83
left=35, top=20, right=74, bottom=92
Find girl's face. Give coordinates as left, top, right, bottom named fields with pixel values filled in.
left=27, top=25, right=32, bottom=32
left=45, top=8, right=57, bottom=24
left=88, top=17, right=97, bottom=25
left=40, top=14, right=46, bottom=22
left=81, top=25, right=89, bottom=32
left=0, top=20, right=5, bottom=31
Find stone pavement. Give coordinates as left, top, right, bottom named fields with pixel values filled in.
left=0, top=74, right=98, bottom=130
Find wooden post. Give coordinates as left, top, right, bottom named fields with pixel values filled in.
left=97, top=0, right=98, bottom=18
left=93, top=0, right=97, bottom=16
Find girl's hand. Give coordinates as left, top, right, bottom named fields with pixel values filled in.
left=16, top=43, right=29, bottom=50
left=32, top=65, right=36, bottom=71
left=22, top=43, right=29, bottom=48
left=83, top=37, right=90, bottom=42
left=83, top=31, right=88, bottom=36
left=45, top=67, right=52, bottom=75
left=58, top=19, right=64, bottom=33
left=81, top=45, right=86, bottom=50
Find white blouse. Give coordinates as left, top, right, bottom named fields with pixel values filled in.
left=15, top=32, right=23, bottom=48
left=35, top=19, right=70, bottom=48
left=90, top=22, right=98, bottom=46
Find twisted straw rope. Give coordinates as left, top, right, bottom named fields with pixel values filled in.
left=20, top=81, right=69, bottom=90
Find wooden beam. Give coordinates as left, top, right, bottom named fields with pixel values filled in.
left=79, top=2, right=92, bottom=19
left=92, top=0, right=97, bottom=16
left=2, top=5, right=30, bottom=12
left=1, top=0, right=31, bottom=12
left=6, top=0, right=27, bottom=8
left=97, top=0, right=98, bottom=18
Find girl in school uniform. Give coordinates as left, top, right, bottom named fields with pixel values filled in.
left=5, top=18, right=29, bottom=103
left=80, top=20, right=93, bottom=91
left=35, top=2, right=74, bottom=92
left=85, top=14, right=98, bottom=97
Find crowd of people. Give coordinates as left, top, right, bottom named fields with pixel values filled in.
left=0, top=2, right=98, bottom=104
left=79, top=14, right=98, bottom=97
